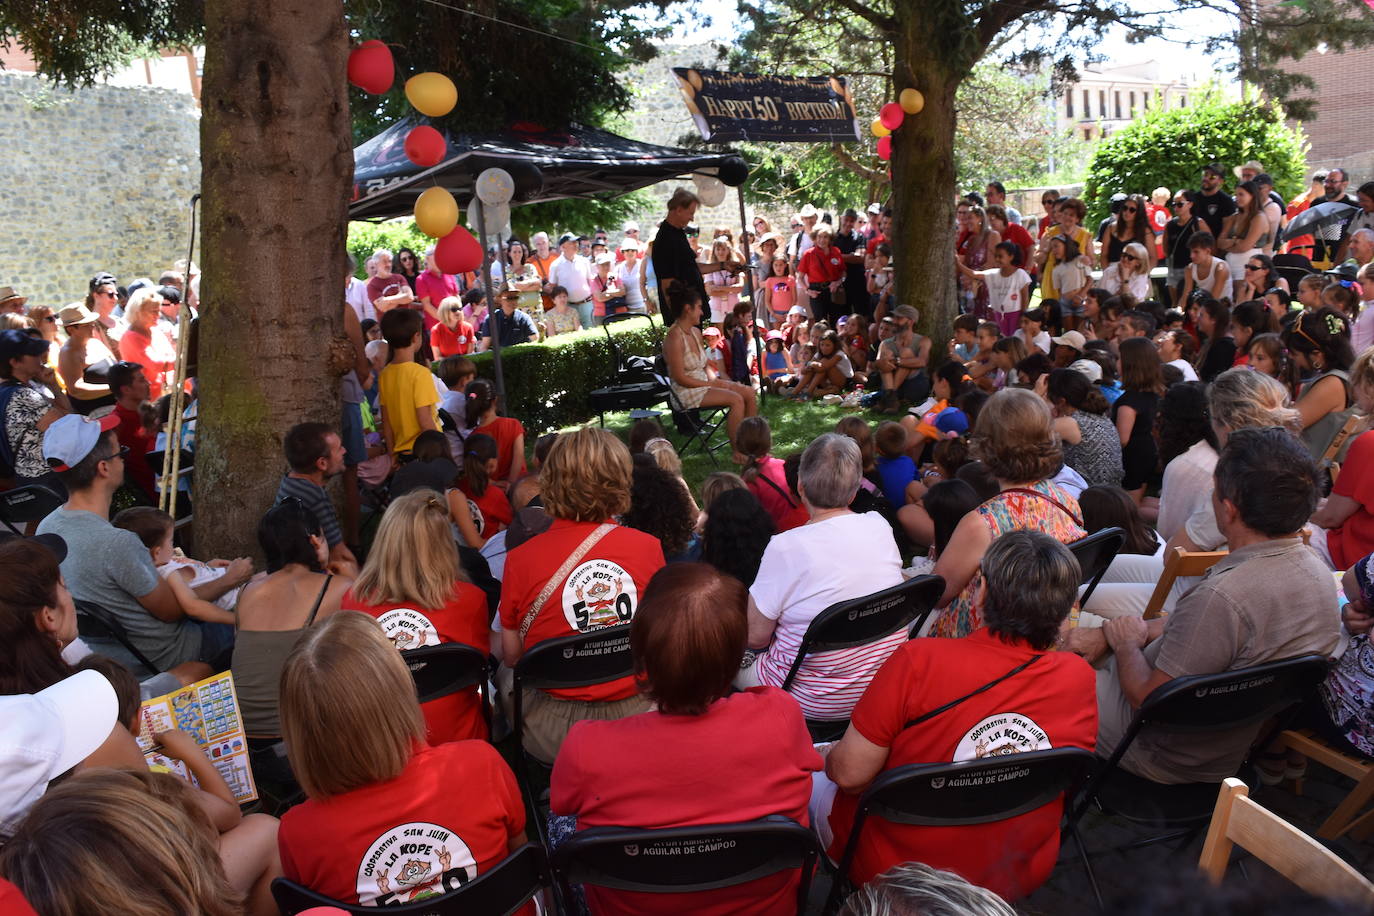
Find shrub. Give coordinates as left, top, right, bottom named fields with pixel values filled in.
left=462, top=320, right=668, bottom=433
left=1082, top=91, right=1309, bottom=225
left=347, top=220, right=433, bottom=277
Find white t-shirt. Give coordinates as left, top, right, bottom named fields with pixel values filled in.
left=748, top=511, right=904, bottom=720
left=1167, top=358, right=1199, bottom=382
left=1015, top=328, right=1052, bottom=354
left=616, top=261, right=646, bottom=312
left=1101, top=264, right=1151, bottom=301
left=548, top=255, right=594, bottom=302
left=977, top=267, right=1030, bottom=314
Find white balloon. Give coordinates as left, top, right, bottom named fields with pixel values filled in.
left=484, top=201, right=511, bottom=232
left=696, top=175, right=727, bottom=207
left=466, top=197, right=483, bottom=231
left=476, top=167, right=515, bottom=205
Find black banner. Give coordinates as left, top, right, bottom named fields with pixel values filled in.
left=672, top=68, right=861, bottom=143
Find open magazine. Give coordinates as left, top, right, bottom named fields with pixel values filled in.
left=136, top=670, right=258, bottom=804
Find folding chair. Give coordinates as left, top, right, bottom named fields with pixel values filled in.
left=401, top=642, right=492, bottom=734
left=825, top=747, right=1096, bottom=914
left=271, top=842, right=551, bottom=915
left=1277, top=729, right=1374, bottom=841
left=588, top=313, right=669, bottom=426
left=0, top=483, right=65, bottom=535
left=511, top=625, right=635, bottom=840
left=1143, top=546, right=1227, bottom=619
left=1067, top=655, right=1331, bottom=907
left=1198, top=778, right=1374, bottom=905
left=653, top=354, right=728, bottom=465
left=1066, top=527, right=1125, bottom=606
left=779, top=575, right=945, bottom=741
left=553, top=815, right=819, bottom=915
left=74, top=599, right=162, bottom=679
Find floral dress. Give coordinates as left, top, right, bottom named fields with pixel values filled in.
left=930, top=480, right=1086, bottom=639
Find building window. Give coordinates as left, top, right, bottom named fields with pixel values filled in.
left=1099, top=90, right=1106, bottom=116
left=1083, top=89, right=1091, bottom=117
left=1179, top=93, right=1187, bottom=108
left=1114, top=91, right=1122, bottom=119
left=1129, top=91, right=1136, bottom=113
left=1067, top=92, right=1074, bottom=118
left=1084, top=128, right=1092, bottom=141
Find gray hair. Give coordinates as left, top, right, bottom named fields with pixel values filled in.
left=1352, top=227, right=1374, bottom=243
left=371, top=248, right=393, bottom=262
left=531, top=231, right=550, bottom=244
left=798, top=433, right=862, bottom=510
left=981, top=530, right=1081, bottom=650
left=839, top=863, right=1018, bottom=916
left=1207, top=367, right=1300, bottom=436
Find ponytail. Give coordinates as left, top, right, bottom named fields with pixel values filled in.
left=462, top=433, right=497, bottom=498
left=733, top=416, right=772, bottom=483
left=464, top=377, right=496, bottom=429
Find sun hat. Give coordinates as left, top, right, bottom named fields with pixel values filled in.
left=618, top=238, right=640, bottom=252
left=0, top=287, right=27, bottom=309
left=766, top=329, right=784, bottom=341
left=787, top=305, right=807, bottom=317
left=1233, top=159, right=1264, bottom=179
left=799, top=204, right=818, bottom=219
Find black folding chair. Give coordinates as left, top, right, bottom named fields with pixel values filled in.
left=401, top=642, right=492, bottom=734
left=653, top=354, right=728, bottom=466
left=825, top=747, right=1096, bottom=914
left=272, top=842, right=551, bottom=915
left=0, top=483, right=64, bottom=535
left=779, top=575, right=945, bottom=741
left=74, top=599, right=162, bottom=679
left=588, top=313, right=669, bottom=426
left=1066, top=527, right=1125, bottom=606
left=1067, top=655, right=1331, bottom=907
left=553, top=815, right=820, bottom=915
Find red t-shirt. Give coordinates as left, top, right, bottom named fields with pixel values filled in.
left=746, top=457, right=808, bottom=533
left=827, top=629, right=1097, bottom=899
left=551, top=687, right=822, bottom=916
left=471, top=416, right=526, bottom=482
left=499, top=519, right=665, bottom=701
left=117, top=325, right=175, bottom=400
left=113, top=402, right=157, bottom=499
left=366, top=273, right=410, bottom=311
left=1147, top=203, right=1169, bottom=258
left=0, top=878, right=38, bottom=915
left=279, top=741, right=525, bottom=907
left=414, top=270, right=459, bottom=332
left=865, top=233, right=887, bottom=255
left=458, top=478, right=512, bottom=534
left=341, top=584, right=491, bottom=743
left=797, top=245, right=846, bottom=285
left=431, top=320, right=475, bottom=357
left=1328, top=430, right=1374, bottom=569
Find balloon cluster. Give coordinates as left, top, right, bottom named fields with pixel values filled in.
left=869, top=88, right=924, bottom=161
left=347, top=40, right=490, bottom=273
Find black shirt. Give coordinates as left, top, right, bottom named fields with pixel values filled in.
left=478, top=308, right=538, bottom=349
left=651, top=220, right=707, bottom=321
left=1195, top=191, right=1238, bottom=237
left=832, top=230, right=870, bottom=312
left=1164, top=216, right=1200, bottom=270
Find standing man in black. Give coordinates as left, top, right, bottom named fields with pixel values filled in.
left=833, top=208, right=871, bottom=318
left=1196, top=162, right=1238, bottom=237
left=650, top=188, right=740, bottom=322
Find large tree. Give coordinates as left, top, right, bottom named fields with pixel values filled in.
left=736, top=0, right=1374, bottom=338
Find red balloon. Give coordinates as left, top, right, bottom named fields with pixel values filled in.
left=348, top=40, right=394, bottom=95
left=403, top=126, right=447, bottom=167
left=434, top=225, right=482, bottom=274
left=877, top=136, right=892, bottom=161
left=880, top=102, right=905, bottom=131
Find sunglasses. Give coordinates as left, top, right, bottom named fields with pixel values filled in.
left=97, top=445, right=131, bottom=463
left=1245, top=264, right=1263, bottom=271
left=1122, top=206, right=1138, bottom=213
left=1122, top=254, right=1138, bottom=261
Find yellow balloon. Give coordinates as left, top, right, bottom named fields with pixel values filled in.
left=871, top=118, right=890, bottom=138
left=415, top=186, right=459, bottom=238
left=405, top=72, right=458, bottom=118
left=900, top=88, right=925, bottom=115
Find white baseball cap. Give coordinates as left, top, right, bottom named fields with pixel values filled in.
left=41, top=413, right=120, bottom=473
left=1, top=670, right=118, bottom=836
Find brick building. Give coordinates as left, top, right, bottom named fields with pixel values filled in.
left=1283, top=43, right=1374, bottom=178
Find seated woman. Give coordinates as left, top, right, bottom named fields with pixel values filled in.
left=498, top=427, right=663, bottom=764
left=663, top=282, right=758, bottom=447
left=551, top=564, right=821, bottom=915
left=736, top=433, right=905, bottom=722
left=1285, top=307, right=1355, bottom=462
left=342, top=489, right=491, bottom=742
left=276, top=612, right=526, bottom=907
left=232, top=500, right=352, bottom=784
left=820, top=530, right=1097, bottom=900
left=1309, top=348, right=1374, bottom=570
left=1045, top=367, right=1123, bottom=489
left=929, top=389, right=1085, bottom=639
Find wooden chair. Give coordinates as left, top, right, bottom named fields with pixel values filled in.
left=1276, top=729, right=1374, bottom=841
left=1198, top=778, right=1374, bottom=906
left=1142, top=547, right=1227, bottom=619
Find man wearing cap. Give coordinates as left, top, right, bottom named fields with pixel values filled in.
left=37, top=414, right=225, bottom=675
left=798, top=224, right=847, bottom=324
left=1051, top=330, right=1087, bottom=367
left=871, top=304, right=931, bottom=413
left=548, top=232, right=597, bottom=329
left=650, top=188, right=741, bottom=322
left=477, top=289, right=539, bottom=352
left=56, top=304, right=115, bottom=416
left=0, top=329, right=71, bottom=491
left=0, top=286, right=26, bottom=316
left=1196, top=163, right=1238, bottom=237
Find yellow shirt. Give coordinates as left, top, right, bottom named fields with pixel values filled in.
left=1040, top=225, right=1093, bottom=300
left=378, top=360, right=440, bottom=455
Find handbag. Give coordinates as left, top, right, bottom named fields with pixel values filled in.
left=518, top=523, right=615, bottom=641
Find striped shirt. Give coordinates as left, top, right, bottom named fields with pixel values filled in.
left=276, top=474, right=343, bottom=548
left=749, top=511, right=905, bottom=720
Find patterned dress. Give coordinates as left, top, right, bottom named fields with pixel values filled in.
left=930, top=480, right=1086, bottom=639
left=1063, top=411, right=1125, bottom=488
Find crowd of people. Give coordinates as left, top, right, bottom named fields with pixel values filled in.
left=0, top=159, right=1372, bottom=916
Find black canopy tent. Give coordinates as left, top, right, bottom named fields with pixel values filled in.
left=349, top=115, right=745, bottom=219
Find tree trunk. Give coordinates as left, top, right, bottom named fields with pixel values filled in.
left=195, top=0, right=353, bottom=559
left=890, top=33, right=966, bottom=342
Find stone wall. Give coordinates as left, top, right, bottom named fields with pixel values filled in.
left=0, top=72, right=200, bottom=307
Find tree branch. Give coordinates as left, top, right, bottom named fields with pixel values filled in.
left=827, top=0, right=896, bottom=34
left=832, top=142, right=889, bottom=184
left=975, top=0, right=1055, bottom=50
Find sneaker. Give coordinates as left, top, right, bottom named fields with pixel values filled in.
left=860, top=390, right=884, bottom=408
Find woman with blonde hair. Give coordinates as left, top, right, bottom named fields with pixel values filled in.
left=929, top=388, right=1086, bottom=638
left=0, top=768, right=245, bottom=916
left=341, top=489, right=491, bottom=742
left=497, top=427, right=663, bottom=763
left=276, top=612, right=525, bottom=907
left=1100, top=241, right=1152, bottom=301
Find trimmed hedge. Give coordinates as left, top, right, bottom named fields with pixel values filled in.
left=466, top=322, right=668, bottom=433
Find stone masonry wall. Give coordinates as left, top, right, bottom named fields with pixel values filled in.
left=0, top=72, right=200, bottom=307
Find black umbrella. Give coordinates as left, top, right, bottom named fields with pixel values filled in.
left=1282, top=200, right=1358, bottom=242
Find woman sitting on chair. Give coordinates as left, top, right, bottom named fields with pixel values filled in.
left=663, top=281, right=758, bottom=448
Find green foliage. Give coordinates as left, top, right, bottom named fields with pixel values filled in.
left=954, top=65, right=1083, bottom=189
left=346, top=220, right=432, bottom=278
left=510, top=191, right=655, bottom=242
left=1082, top=92, right=1309, bottom=224
left=465, top=321, right=668, bottom=433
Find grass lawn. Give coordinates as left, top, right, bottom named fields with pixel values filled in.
left=563, top=393, right=891, bottom=497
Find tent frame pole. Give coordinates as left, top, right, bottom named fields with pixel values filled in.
left=736, top=184, right=766, bottom=406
